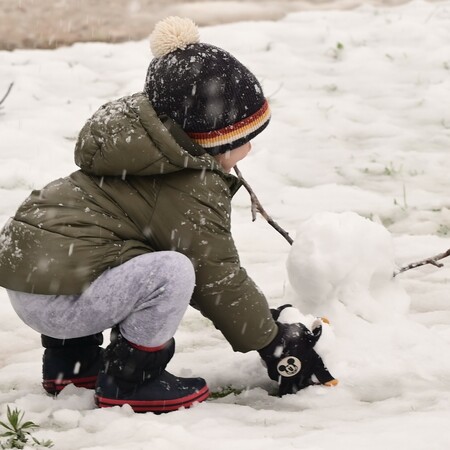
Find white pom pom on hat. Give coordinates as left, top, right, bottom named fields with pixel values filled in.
left=150, top=16, right=200, bottom=58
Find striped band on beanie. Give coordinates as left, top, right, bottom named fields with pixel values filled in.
left=187, top=100, right=271, bottom=153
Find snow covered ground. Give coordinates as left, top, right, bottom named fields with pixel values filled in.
left=1, top=1, right=450, bottom=449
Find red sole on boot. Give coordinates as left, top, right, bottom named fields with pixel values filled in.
left=43, top=375, right=98, bottom=394
left=95, top=385, right=210, bottom=413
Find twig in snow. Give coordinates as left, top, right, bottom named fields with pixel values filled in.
left=0, top=82, right=14, bottom=107
left=234, top=165, right=293, bottom=245
left=394, top=248, right=450, bottom=276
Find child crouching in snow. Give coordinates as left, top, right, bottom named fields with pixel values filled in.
left=0, top=17, right=336, bottom=412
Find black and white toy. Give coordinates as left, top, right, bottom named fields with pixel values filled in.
left=259, top=304, right=338, bottom=396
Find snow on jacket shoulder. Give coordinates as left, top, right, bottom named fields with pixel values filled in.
left=0, top=93, right=277, bottom=352
left=75, top=93, right=216, bottom=177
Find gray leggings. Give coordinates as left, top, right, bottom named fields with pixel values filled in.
left=7, top=251, right=195, bottom=347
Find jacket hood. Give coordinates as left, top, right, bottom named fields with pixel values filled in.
left=74, top=92, right=222, bottom=177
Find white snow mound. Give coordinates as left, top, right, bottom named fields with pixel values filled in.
left=286, top=211, right=410, bottom=321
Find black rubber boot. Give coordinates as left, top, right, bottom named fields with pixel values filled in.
left=95, top=329, right=209, bottom=413
left=41, top=333, right=104, bottom=395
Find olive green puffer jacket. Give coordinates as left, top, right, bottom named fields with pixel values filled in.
left=0, top=93, right=277, bottom=352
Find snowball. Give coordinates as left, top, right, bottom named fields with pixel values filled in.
left=277, top=306, right=307, bottom=325
left=286, top=212, right=410, bottom=321
left=150, top=16, right=200, bottom=58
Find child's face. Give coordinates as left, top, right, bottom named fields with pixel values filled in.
left=214, top=142, right=252, bottom=173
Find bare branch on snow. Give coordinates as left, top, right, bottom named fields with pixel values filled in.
left=394, top=248, right=450, bottom=276
left=0, top=82, right=14, bottom=108
left=234, top=165, right=293, bottom=245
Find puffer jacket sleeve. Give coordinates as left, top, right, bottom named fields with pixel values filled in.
left=150, top=169, right=278, bottom=353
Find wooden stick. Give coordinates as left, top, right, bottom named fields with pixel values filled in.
left=0, top=82, right=14, bottom=107
left=234, top=165, right=293, bottom=245
left=394, top=248, right=450, bottom=276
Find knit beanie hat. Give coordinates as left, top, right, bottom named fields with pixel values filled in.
left=144, top=17, right=271, bottom=155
